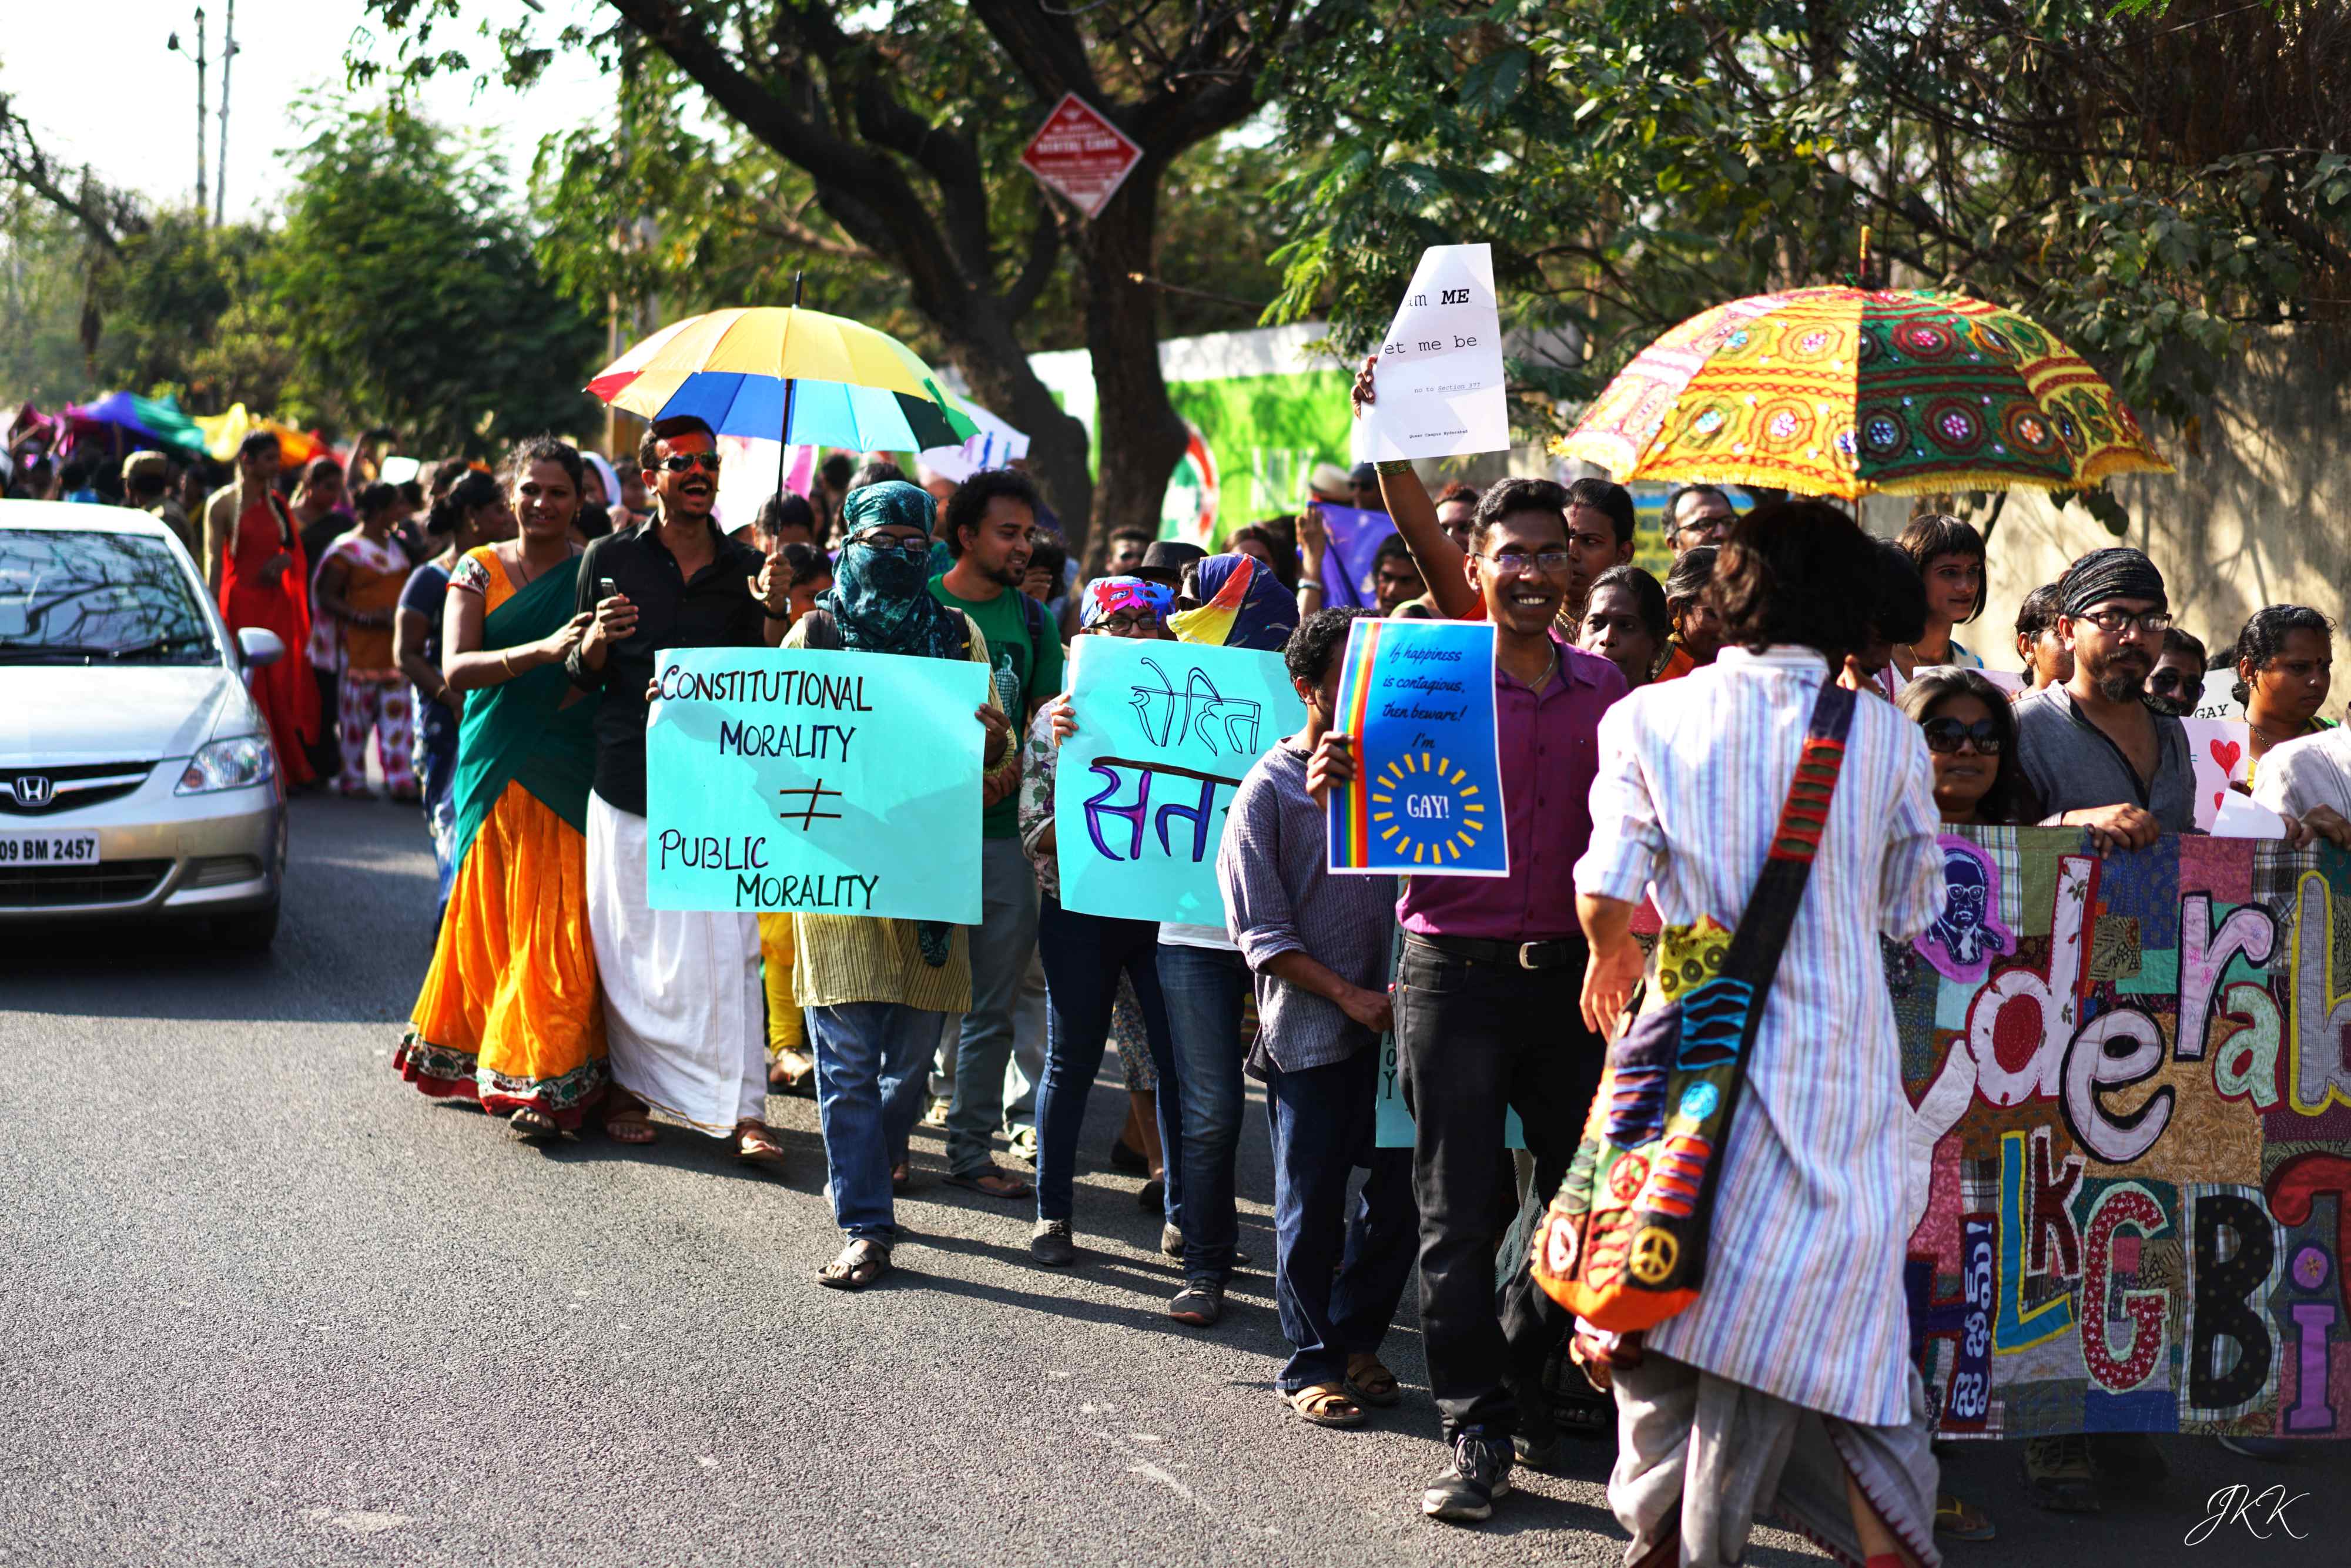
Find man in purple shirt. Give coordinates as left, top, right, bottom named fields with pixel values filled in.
left=1317, top=367, right=1629, bottom=1524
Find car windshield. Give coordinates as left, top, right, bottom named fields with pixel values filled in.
left=0, top=528, right=219, bottom=665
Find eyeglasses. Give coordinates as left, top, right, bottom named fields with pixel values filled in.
left=1096, top=612, right=1159, bottom=635
left=852, top=534, right=933, bottom=559
left=1920, top=716, right=2005, bottom=755
left=658, top=452, right=722, bottom=474
left=1672, top=516, right=1732, bottom=542
left=2146, top=668, right=2202, bottom=695
left=1482, top=548, right=1571, bottom=575
left=2077, top=607, right=2171, bottom=638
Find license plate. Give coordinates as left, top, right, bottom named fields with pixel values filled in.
left=0, top=830, right=101, bottom=867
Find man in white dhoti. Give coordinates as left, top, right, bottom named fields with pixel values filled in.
left=568, top=415, right=793, bottom=1166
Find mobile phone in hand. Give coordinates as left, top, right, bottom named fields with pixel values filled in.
left=597, top=577, right=619, bottom=604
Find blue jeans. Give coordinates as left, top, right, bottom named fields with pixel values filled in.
left=946, top=836, right=1041, bottom=1176
left=808, top=1001, right=943, bottom=1243
left=1265, top=1050, right=1419, bottom=1392
left=1033, top=895, right=1181, bottom=1227
left=1157, top=942, right=1251, bottom=1281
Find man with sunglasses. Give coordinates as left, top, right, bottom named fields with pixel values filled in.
left=2144, top=626, right=2208, bottom=718
left=2012, top=547, right=2195, bottom=852
left=570, top=414, right=795, bottom=1167
left=1322, top=357, right=1629, bottom=1525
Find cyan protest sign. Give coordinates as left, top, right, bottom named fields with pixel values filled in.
left=645, top=646, right=987, bottom=921
left=1327, top=617, right=1508, bottom=877
left=1056, top=635, right=1304, bottom=924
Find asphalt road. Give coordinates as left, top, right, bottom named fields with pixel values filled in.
left=1, top=795, right=2343, bottom=1567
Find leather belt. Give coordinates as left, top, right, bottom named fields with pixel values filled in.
left=1409, top=933, right=1581, bottom=971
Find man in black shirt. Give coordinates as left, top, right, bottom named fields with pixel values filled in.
left=569, top=414, right=793, bottom=1167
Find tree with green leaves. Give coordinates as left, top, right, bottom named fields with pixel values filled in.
left=266, top=105, right=603, bottom=455
left=1269, top=0, right=2350, bottom=528
left=359, top=1, right=1343, bottom=550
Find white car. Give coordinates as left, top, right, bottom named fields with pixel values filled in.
left=0, top=498, right=287, bottom=947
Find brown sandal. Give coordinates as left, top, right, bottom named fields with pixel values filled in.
left=1285, top=1383, right=1366, bottom=1428
left=603, top=1094, right=657, bottom=1145
left=508, top=1107, right=559, bottom=1142
left=816, top=1238, right=890, bottom=1291
left=1344, top=1353, right=1401, bottom=1408
left=768, top=1048, right=817, bottom=1097
left=734, top=1119, right=788, bottom=1174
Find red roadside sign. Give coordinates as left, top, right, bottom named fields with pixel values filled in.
left=1019, top=93, right=1143, bottom=220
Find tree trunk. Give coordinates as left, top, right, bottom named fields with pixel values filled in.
left=938, top=310, right=1097, bottom=556
left=1075, top=158, right=1188, bottom=561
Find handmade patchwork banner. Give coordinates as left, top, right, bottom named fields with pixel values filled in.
left=644, top=647, right=987, bottom=920
left=1054, top=634, right=1302, bottom=924
left=1895, top=826, right=2351, bottom=1439
left=1328, top=617, right=1508, bottom=877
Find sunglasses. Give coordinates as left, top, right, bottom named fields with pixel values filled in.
left=658, top=452, right=722, bottom=474
left=1920, top=716, right=2005, bottom=755
left=2146, top=668, right=2201, bottom=695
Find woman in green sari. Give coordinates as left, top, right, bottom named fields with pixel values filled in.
left=395, top=443, right=605, bottom=1140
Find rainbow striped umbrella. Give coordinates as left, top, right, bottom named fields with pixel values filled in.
left=587, top=306, right=977, bottom=453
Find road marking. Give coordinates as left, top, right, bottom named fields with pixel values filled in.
left=301, top=1508, right=410, bottom=1535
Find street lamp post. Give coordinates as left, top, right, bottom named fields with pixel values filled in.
left=166, top=8, right=207, bottom=224
left=215, top=0, right=239, bottom=225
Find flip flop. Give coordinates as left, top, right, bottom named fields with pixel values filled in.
left=816, top=1238, right=890, bottom=1292
left=733, top=1120, right=789, bottom=1175
left=943, top=1165, right=1033, bottom=1200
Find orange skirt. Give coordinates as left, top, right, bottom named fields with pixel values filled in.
left=396, top=780, right=607, bottom=1125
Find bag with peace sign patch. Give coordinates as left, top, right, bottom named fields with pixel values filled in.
left=1532, top=678, right=1857, bottom=1332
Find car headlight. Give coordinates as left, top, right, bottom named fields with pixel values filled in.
left=177, top=733, right=277, bottom=794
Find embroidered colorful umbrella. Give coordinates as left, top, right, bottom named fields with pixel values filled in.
left=587, top=305, right=977, bottom=455
left=1554, top=287, right=2172, bottom=499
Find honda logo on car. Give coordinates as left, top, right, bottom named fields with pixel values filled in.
left=11, top=776, right=53, bottom=808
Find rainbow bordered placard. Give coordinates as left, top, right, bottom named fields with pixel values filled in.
left=1327, top=617, right=1509, bottom=877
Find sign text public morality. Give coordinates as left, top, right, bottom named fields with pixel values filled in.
left=645, top=646, right=987, bottom=922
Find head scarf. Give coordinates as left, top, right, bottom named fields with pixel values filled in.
left=1168, top=552, right=1299, bottom=652
left=582, top=451, right=621, bottom=511
left=816, top=480, right=966, bottom=662
left=1080, top=575, right=1174, bottom=630
left=815, top=478, right=969, bottom=967
left=2058, top=547, right=2167, bottom=618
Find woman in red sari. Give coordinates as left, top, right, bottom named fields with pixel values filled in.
left=220, top=482, right=321, bottom=786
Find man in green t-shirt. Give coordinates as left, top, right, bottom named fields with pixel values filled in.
left=927, top=470, right=1063, bottom=1197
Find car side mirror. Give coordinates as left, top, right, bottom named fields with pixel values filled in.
left=237, top=627, right=286, bottom=669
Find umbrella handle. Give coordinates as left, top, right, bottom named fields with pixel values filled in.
left=779, top=270, right=805, bottom=500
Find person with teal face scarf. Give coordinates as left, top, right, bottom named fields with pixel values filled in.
left=787, top=480, right=1017, bottom=1292
left=397, top=442, right=607, bottom=1141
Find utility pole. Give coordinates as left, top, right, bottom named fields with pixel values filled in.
left=215, top=0, right=237, bottom=225
left=167, top=10, right=208, bottom=222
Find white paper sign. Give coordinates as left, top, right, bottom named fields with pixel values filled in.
left=2211, top=790, right=2290, bottom=839
left=1355, top=243, right=1509, bottom=462
left=2181, top=716, right=2253, bottom=832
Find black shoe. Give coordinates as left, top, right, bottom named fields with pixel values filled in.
left=1108, top=1135, right=1149, bottom=1174
left=1158, top=1224, right=1251, bottom=1269
left=1138, top=1177, right=1164, bottom=1212
left=1423, top=1433, right=1512, bottom=1523
left=1512, top=1430, right=1566, bottom=1472
left=1168, top=1277, right=1224, bottom=1326
left=1030, top=1219, right=1076, bottom=1267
